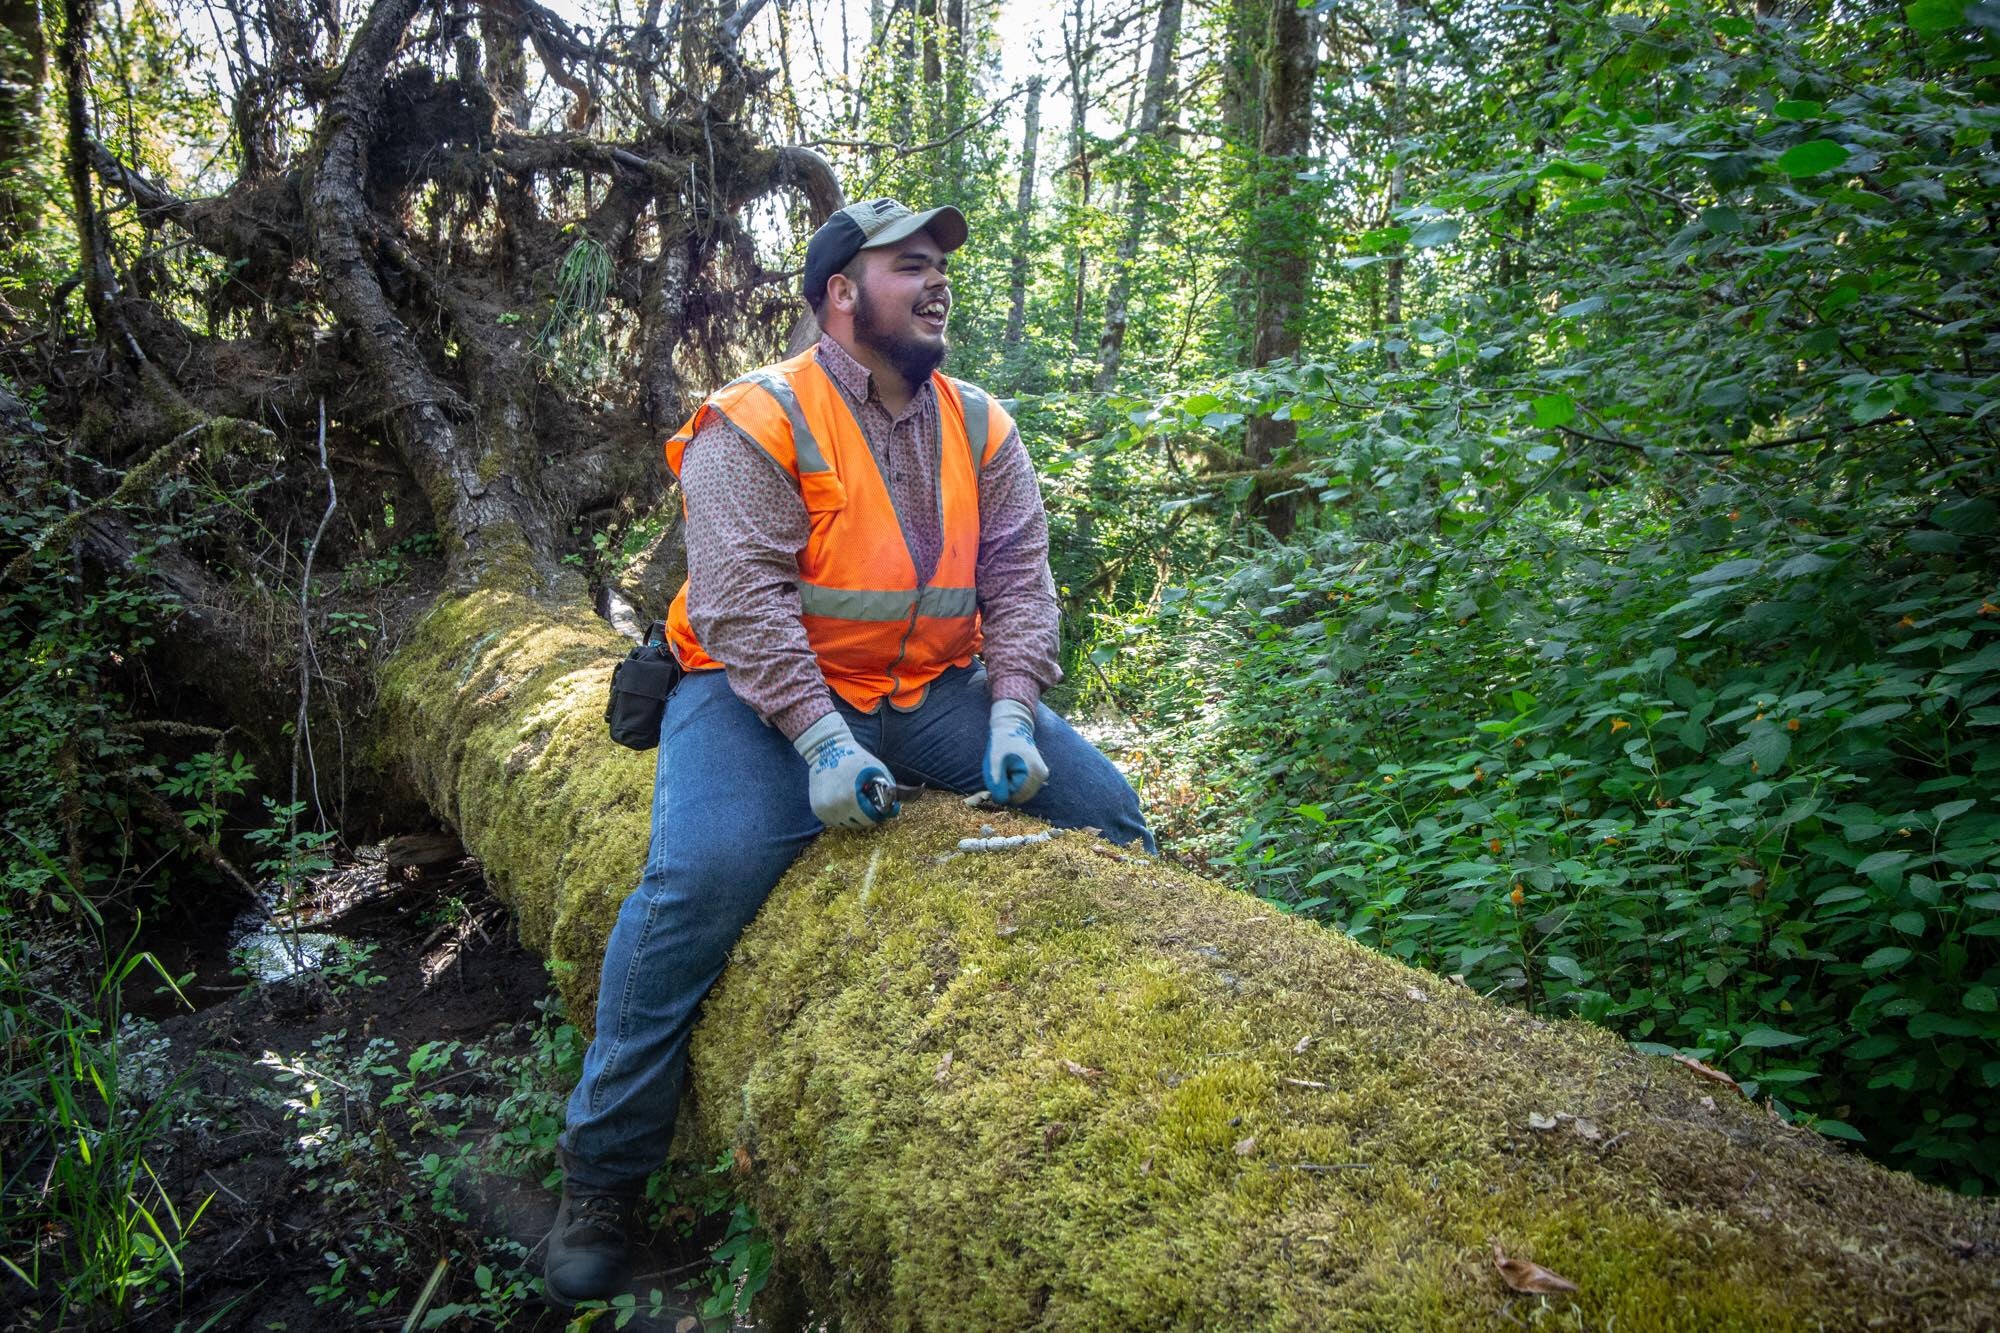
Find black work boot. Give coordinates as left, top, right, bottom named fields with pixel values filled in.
left=543, top=1181, right=641, bottom=1309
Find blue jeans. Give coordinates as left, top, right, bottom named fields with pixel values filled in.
left=559, top=663, right=1153, bottom=1188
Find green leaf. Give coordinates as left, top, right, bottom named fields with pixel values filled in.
left=1739, top=1027, right=1807, bottom=1048
left=1772, top=99, right=1823, bottom=119
left=1965, top=985, right=1998, bottom=1014
left=1813, top=1118, right=1866, bottom=1142
left=1890, top=910, right=1927, bottom=936
left=1841, top=703, right=1911, bottom=730
left=1748, top=727, right=1791, bottom=773
left=1776, top=139, right=1850, bottom=177
left=1409, top=218, right=1462, bottom=249
left=1862, top=946, right=1913, bottom=970
left=1532, top=394, right=1577, bottom=429
left=1556, top=295, right=1606, bottom=318
left=1774, top=553, right=1834, bottom=579
left=1690, top=558, right=1762, bottom=585
left=1905, top=0, right=1965, bottom=33
left=1855, top=850, right=1913, bottom=876
left=1942, top=643, right=2000, bottom=676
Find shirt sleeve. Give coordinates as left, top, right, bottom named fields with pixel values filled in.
left=679, top=417, right=838, bottom=741
left=974, top=424, right=1064, bottom=710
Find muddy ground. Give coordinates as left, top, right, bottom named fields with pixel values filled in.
left=2, top=846, right=745, bottom=1332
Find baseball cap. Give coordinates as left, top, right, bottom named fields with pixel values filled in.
left=802, top=199, right=969, bottom=306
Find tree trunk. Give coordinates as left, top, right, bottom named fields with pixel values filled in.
left=0, top=0, right=45, bottom=298
left=1240, top=0, right=1319, bottom=536
left=1219, top=0, right=1267, bottom=358
left=1061, top=0, right=1093, bottom=370
left=1093, top=0, right=1182, bottom=394
left=370, top=627, right=2000, bottom=1324
left=1003, top=75, right=1043, bottom=351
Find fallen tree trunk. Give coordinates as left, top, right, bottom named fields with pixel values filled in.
left=377, top=566, right=2000, bottom=1329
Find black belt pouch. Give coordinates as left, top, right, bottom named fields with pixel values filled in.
left=606, top=621, right=684, bottom=751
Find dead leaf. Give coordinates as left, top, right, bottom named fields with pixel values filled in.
left=676, top=1318, right=700, bottom=1333
left=1293, top=1033, right=1315, bottom=1055
left=1672, top=1053, right=1740, bottom=1091
left=1572, top=1118, right=1602, bottom=1142
left=995, top=921, right=1019, bottom=938
left=934, top=1050, right=954, bottom=1084
left=1406, top=986, right=1430, bottom=1003
left=1527, top=1112, right=1557, bottom=1132
left=1491, top=1240, right=1578, bottom=1295
left=1061, top=1058, right=1102, bottom=1080
left=1042, top=1121, right=1069, bottom=1149
left=1233, top=1135, right=1257, bottom=1157
left=1138, top=1155, right=1153, bottom=1177
left=731, top=1144, right=753, bottom=1176
left=1700, top=1095, right=1717, bottom=1112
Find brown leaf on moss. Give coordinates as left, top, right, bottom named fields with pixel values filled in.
left=1061, top=1058, right=1102, bottom=1080
left=731, top=1144, right=754, bottom=1177
left=1491, top=1240, right=1578, bottom=1295
left=1293, top=1033, right=1314, bottom=1054
left=1572, top=1118, right=1603, bottom=1142
left=1406, top=986, right=1430, bottom=1003
left=1527, top=1112, right=1557, bottom=1131
left=1234, top=1135, right=1258, bottom=1157
left=934, top=1050, right=954, bottom=1084
left=1673, top=1054, right=1740, bottom=1092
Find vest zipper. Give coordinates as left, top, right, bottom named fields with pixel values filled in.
left=881, top=383, right=947, bottom=706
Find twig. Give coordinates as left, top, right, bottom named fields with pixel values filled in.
left=292, top=399, right=336, bottom=832
left=1280, top=1162, right=1373, bottom=1171
left=203, top=1170, right=249, bottom=1207
left=806, top=86, right=1027, bottom=157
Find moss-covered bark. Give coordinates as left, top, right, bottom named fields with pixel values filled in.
left=376, top=563, right=655, bottom=1019
left=380, top=575, right=2000, bottom=1329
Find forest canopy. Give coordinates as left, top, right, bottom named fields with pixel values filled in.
left=2, top=0, right=1999, bottom=1321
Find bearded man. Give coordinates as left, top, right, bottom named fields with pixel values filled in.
left=544, top=199, right=1153, bottom=1307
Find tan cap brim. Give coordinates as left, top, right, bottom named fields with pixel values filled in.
left=858, top=205, right=969, bottom=254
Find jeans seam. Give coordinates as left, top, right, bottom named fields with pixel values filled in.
left=586, top=892, right=662, bottom=1119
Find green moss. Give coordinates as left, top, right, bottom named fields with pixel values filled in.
left=375, top=554, right=653, bottom=1024
left=690, top=800, right=2000, bottom=1330
left=375, top=574, right=2000, bottom=1327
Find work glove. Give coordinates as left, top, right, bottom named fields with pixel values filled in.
left=984, top=699, right=1049, bottom=806
left=794, top=713, right=898, bottom=830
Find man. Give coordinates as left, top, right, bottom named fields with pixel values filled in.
left=544, top=198, right=1152, bottom=1307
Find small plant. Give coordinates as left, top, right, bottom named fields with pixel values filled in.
left=0, top=843, right=211, bottom=1322
left=158, top=749, right=258, bottom=846
left=534, top=235, right=612, bottom=384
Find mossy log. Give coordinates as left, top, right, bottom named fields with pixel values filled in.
left=379, top=573, right=2000, bottom=1329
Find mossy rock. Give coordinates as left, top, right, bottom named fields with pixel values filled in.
left=379, top=579, right=2000, bottom=1328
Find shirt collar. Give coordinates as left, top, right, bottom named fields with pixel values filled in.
left=814, top=332, right=933, bottom=424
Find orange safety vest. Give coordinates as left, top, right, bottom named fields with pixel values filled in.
left=662, top=346, right=1014, bottom=713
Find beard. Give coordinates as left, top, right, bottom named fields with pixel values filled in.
left=852, top=281, right=949, bottom=387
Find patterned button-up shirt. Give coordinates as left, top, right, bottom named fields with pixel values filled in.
left=678, top=334, right=1062, bottom=740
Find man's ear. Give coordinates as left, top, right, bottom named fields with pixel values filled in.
left=827, top=271, right=859, bottom=315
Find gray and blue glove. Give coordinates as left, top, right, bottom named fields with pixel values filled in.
left=984, top=699, right=1049, bottom=805
left=794, top=713, right=897, bottom=830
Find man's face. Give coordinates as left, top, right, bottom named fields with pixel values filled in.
left=847, top=229, right=952, bottom=386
